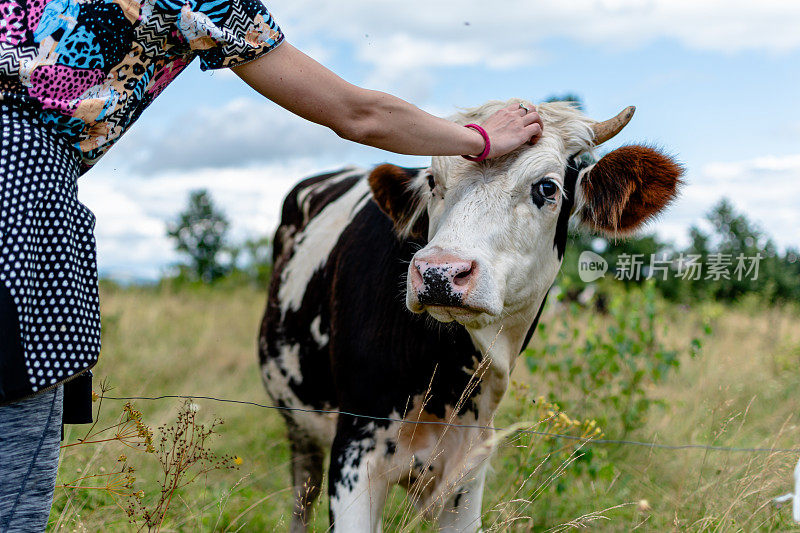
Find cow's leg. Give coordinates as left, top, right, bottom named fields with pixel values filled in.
left=288, top=428, right=324, bottom=533
left=328, top=425, right=388, bottom=532
left=437, top=463, right=489, bottom=533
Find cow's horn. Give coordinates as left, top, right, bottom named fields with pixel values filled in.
left=592, top=106, right=635, bottom=145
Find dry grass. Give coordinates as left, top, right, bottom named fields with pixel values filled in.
left=52, top=284, right=296, bottom=531
left=498, top=299, right=800, bottom=531
left=50, top=284, right=800, bottom=531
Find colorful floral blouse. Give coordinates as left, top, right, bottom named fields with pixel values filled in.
left=0, top=0, right=284, bottom=171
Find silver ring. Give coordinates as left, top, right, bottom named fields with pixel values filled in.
left=519, top=103, right=530, bottom=113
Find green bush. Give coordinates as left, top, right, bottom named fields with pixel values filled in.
left=525, top=282, right=708, bottom=437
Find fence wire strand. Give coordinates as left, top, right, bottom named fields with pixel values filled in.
left=103, top=394, right=800, bottom=454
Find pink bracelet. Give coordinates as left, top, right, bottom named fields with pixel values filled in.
left=462, top=124, right=491, bottom=162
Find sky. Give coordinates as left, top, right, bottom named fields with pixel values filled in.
left=82, top=0, right=800, bottom=280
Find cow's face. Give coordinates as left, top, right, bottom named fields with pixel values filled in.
left=369, top=100, right=682, bottom=330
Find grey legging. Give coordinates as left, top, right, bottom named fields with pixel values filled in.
left=0, top=386, right=62, bottom=532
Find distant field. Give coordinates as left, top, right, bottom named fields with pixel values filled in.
left=50, top=284, right=800, bottom=531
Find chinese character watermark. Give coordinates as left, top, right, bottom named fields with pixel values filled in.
left=577, top=251, right=762, bottom=282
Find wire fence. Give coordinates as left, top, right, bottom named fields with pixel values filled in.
left=103, top=393, right=800, bottom=454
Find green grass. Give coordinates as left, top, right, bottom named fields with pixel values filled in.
left=50, top=284, right=800, bottom=531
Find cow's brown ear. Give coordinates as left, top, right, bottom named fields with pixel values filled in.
left=577, top=145, right=683, bottom=236
left=368, top=164, right=428, bottom=239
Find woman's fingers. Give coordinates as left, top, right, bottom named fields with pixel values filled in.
left=526, top=122, right=543, bottom=135
left=526, top=122, right=543, bottom=144
left=509, top=102, right=531, bottom=116
left=513, top=101, right=537, bottom=113
left=515, top=103, right=544, bottom=140
left=522, top=109, right=541, bottom=126
left=480, top=103, right=545, bottom=157
left=520, top=104, right=543, bottom=144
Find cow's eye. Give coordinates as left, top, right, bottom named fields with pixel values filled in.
left=426, top=174, right=436, bottom=191
left=532, top=179, right=559, bottom=205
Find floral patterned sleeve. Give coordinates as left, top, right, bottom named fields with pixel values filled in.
left=176, top=0, right=285, bottom=71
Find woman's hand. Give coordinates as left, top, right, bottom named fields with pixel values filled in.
left=478, top=103, right=543, bottom=159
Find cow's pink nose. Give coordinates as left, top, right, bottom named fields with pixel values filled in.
left=412, top=257, right=476, bottom=306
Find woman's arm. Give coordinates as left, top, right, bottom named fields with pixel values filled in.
left=232, top=42, right=542, bottom=159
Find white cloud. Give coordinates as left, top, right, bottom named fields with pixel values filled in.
left=667, top=153, right=800, bottom=249
left=121, top=98, right=363, bottom=173
left=355, top=32, right=547, bottom=97
left=270, top=0, right=800, bottom=79
left=81, top=160, right=340, bottom=279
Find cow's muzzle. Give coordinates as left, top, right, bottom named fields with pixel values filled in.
left=410, top=255, right=476, bottom=308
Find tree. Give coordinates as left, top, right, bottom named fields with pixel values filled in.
left=691, top=199, right=773, bottom=300
left=680, top=198, right=800, bottom=303
left=166, top=189, right=230, bottom=283
left=239, top=236, right=273, bottom=286
left=543, top=93, right=585, bottom=111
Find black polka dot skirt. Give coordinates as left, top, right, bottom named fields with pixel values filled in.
left=0, top=103, right=101, bottom=396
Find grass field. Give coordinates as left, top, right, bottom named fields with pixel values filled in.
left=49, top=283, right=800, bottom=531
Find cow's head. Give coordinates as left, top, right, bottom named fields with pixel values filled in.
left=369, top=100, right=682, bottom=330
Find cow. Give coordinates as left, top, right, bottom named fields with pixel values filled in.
left=259, top=99, right=682, bottom=532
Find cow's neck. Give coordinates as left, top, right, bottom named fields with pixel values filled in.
left=464, top=301, right=540, bottom=421
left=467, top=291, right=544, bottom=368
left=467, top=292, right=546, bottom=419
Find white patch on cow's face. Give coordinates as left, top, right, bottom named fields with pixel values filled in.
left=406, top=101, right=595, bottom=331
left=279, top=177, right=370, bottom=314
left=407, top=154, right=564, bottom=330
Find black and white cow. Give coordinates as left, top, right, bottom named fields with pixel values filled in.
left=259, top=100, right=682, bottom=532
